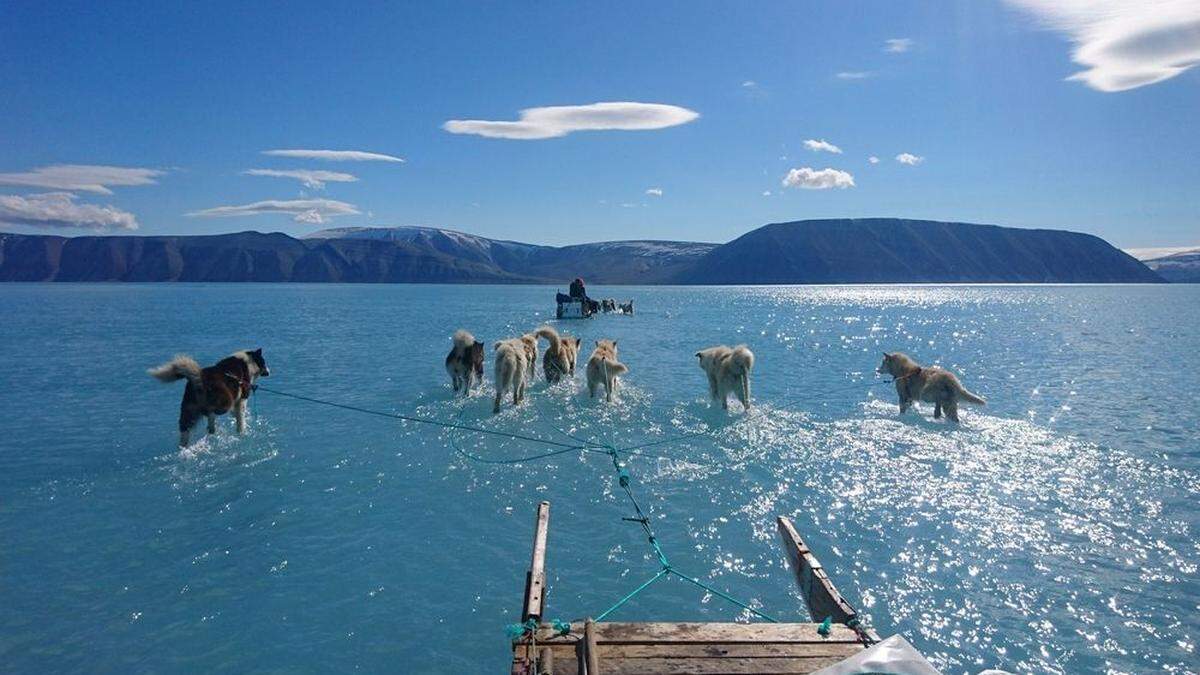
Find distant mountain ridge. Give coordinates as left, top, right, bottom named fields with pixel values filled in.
left=1134, top=248, right=1200, bottom=283
left=0, top=219, right=1163, bottom=284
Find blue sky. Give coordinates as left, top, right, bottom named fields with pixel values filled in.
left=1, top=1, right=1197, bottom=248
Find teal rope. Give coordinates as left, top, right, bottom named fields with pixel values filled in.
left=594, top=567, right=671, bottom=622
left=256, top=385, right=591, bottom=451
left=669, top=569, right=780, bottom=623
left=258, top=382, right=864, bottom=628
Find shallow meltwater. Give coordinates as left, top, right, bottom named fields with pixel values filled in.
left=1, top=283, right=1197, bottom=673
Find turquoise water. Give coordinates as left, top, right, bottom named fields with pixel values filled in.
left=1, top=283, right=1197, bottom=673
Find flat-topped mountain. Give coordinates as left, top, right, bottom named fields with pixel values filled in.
left=675, top=219, right=1162, bottom=284
left=0, top=219, right=1162, bottom=284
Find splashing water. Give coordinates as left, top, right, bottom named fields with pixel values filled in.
left=0, top=283, right=1196, bottom=673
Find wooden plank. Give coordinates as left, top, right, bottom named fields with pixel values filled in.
left=593, top=643, right=863, bottom=659
left=596, top=655, right=850, bottom=674
left=775, top=517, right=858, bottom=625
left=533, top=622, right=860, bottom=645
left=584, top=618, right=601, bottom=675
left=523, top=501, right=551, bottom=622
left=538, top=647, right=554, bottom=675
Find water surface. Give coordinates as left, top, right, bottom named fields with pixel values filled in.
left=1, top=284, right=1197, bottom=673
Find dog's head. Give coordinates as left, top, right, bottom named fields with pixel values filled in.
left=249, top=348, right=270, bottom=377
left=695, top=346, right=726, bottom=371
left=470, top=340, right=485, bottom=377
left=877, top=352, right=913, bottom=376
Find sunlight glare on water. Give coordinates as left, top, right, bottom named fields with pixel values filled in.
left=0, top=283, right=1197, bottom=673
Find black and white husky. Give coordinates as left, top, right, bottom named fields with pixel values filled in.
left=149, top=349, right=270, bottom=446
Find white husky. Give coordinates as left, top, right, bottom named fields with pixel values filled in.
left=696, top=345, right=754, bottom=410
left=493, top=336, right=534, bottom=413
left=585, top=339, right=628, bottom=402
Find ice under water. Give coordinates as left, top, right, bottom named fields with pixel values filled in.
left=1, top=283, right=1197, bottom=673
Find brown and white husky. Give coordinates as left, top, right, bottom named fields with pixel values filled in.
left=445, top=329, right=484, bottom=395
left=585, top=339, right=628, bottom=402
left=695, top=345, right=754, bottom=410
left=149, top=349, right=270, bottom=446
left=876, top=352, right=985, bottom=422
left=493, top=336, right=534, bottom=413
left=535, top=325, right=581, bottom=384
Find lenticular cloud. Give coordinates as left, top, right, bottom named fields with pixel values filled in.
left=1006, top=0, right=1200, bottom=92
left=443, top=102, right=700, bottom=140
left=187, top=198, right=360, bottom=224
left=0, top=192, right=139, bottom=230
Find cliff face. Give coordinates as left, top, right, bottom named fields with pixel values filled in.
left=0, top=219, right=1163, bottom=284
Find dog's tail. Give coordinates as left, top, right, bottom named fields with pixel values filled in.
left=604, top=359, right=629, bottom=377
left=729, top=345, right=755, bottom=375
left=957, top=386, right=986, bottom=406
left=534, top=325, right=561, bottom=352
left=452, top=329, right=477, bottom=352
left=149, top=355, right=203, bottom=388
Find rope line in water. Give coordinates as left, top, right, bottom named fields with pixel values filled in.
left=254, top=379, right=889, bottom=634
left=256, top=385, right=596, bottom=453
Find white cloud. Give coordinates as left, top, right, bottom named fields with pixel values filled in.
left=0, top=165, right=163, bottom=195
left=443, top=102, right=700, bottom=140
left=645, top=187, right=663, bottom=197
left=836, top=71, right=875, bottom=80
left=803, top=139, right=843, bottom=154
left=781, top=167, right=856, bottom=190
left=741, top=80, right=758, bottom=88
left=868, top=156, right=881, bottom=164
left=1004, top=0, right=1200, bottom=92
left=620, top=202, right=638, bottom=208
left=896, top=153, right=925, bottom=165
left=762, top=190, right=772, bottom=197
left=243, top=169, right=358, bottom=190
left=187, top=198, right=360, bottom=224
left=0, top=192, right=139, bottom=230
left=262, top=149, right=404, bottom=162
left=885, top=38, right=914, bottom=53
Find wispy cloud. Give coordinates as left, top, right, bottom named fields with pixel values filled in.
left=835, top=71, right=875, bottom=80
left=645, top=187, right=663, bottom=197
left=741, top=80, right=758, bottom=88
left=243, top=169, right=358, bottom=190
left=868, top=156, right=881, bottom=164
left=262, top=149, right=404, bottom=162
left=443, top=102, right=700, bottom=140
left=885, top=38, right=914, bottom=53
left=803, top=139, right=843, bottom=154
left=0, top=165, right=163, bottom=195
left=1004, top=0, right=1200, bottom=92
left=896, top=153, right=925, bottom=165
left=187, top=198, right=360, bottom=224
left=782, top=167, right=856, bottom=190
left=0, top=192, right=138, bottom=230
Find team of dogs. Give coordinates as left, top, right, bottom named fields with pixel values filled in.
left=599, top=299, right=634, bottom=314
left=150, top=335, right=985, bottom=446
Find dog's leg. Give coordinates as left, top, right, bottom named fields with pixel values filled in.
left=933, top=401, right=942, bottom=419
left=179, top=430, right=191, bottom=447
left=707, top=373, right=719, bottom=401
left=493, top=388, right=502, bottom=414
left=206, top=413, right=217, bottom=435
left=945, top=400, right=960, bottom=423
left=898, top=397, right=910, bottom=414
left=737, top=377, right=751, bottom=410
left=236, top=400, right=247, bottom=434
